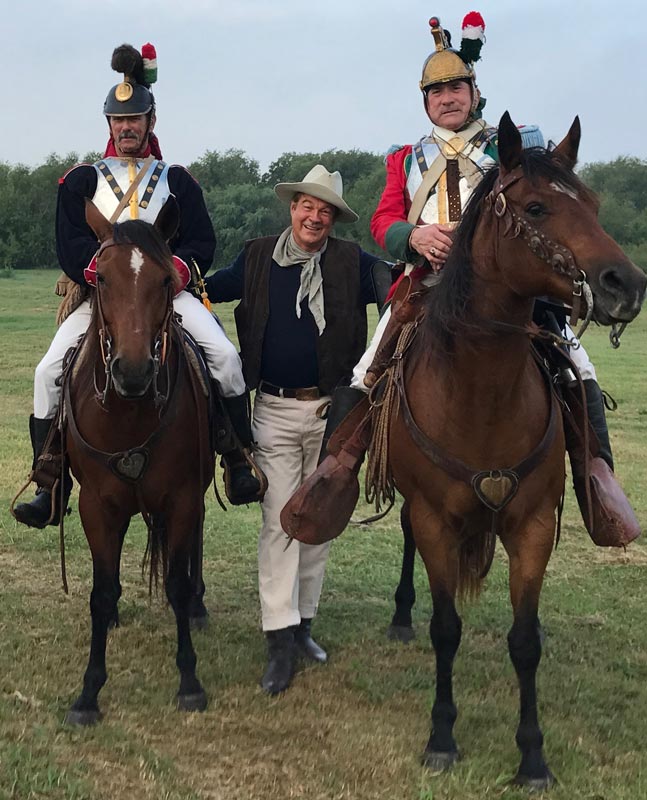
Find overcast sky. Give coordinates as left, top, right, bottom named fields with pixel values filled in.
left=2, top=0, right=645, bottom=172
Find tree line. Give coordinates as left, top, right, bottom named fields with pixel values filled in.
left=1, top=149, right=646, bottom=272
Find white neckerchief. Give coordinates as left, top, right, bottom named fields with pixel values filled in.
left=272, top=227, right=328, bottom=335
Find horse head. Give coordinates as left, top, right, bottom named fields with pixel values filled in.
left=488, top=112, right=646, bottom=326
left=85, top=196, right=181, bottom=399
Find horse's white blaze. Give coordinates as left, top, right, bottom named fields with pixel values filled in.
left=550, top=182, right=578, bottom=200
left=130, top=247, right=144, bottom=279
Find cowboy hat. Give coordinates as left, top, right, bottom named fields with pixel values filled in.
left=274, top=164, right=358, bottom=223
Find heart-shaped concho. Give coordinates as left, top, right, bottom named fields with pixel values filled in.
left=109, top=449, right=149, bottom=482
left=471, top=470, right=519, bottom=512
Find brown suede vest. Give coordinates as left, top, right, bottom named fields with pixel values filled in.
left=234, top=236, right=367, bottom=394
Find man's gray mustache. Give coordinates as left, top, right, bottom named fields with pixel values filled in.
left=118, top=132, right=138, bottom=141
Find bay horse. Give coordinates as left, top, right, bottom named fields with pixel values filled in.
left=385, top=113, right=645, bottom=787
left=63, top=198, right=213, bottom=724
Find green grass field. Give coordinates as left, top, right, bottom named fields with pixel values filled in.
left=1, top=270, right=646, bottom=800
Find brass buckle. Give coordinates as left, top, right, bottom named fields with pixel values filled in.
left=294, top=387, right=320, bottom=401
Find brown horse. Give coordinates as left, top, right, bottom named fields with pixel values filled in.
left=63, top=198, right=213, bottom=724
left=386, top=113, right=645, bottom=788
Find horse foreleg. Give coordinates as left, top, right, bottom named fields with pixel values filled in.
left=412, top=505, right=462, bottom=770
left=503, top=521, right=555, bottom=790
left=387, top=501, right=417, bottom=642
left=109, top=520, right=130, bottom=630
left=166, top=515, right=207, bottom=712
left=188, top=521, right=208, bottom=630
left=424, top=588, right=462, bottom=770
left=66, top=504, right=123, bottom=725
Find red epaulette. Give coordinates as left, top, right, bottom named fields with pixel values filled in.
left=58, top=162, right=93, bottom=185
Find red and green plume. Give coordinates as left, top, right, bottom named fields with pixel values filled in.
left=459, top=11, right=485, bottom=65
left=142, top=43, right=157, bottom=86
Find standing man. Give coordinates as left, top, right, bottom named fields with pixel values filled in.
left=205, top=166, right=380, bottom=694
left=13, top=43, right=261, bottom=529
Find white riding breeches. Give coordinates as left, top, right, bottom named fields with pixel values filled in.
left=350, top=306, right=391, bottom=391
left=33, top=292, right=245, bottom=419
left=350, top=307, right=596, bottom=391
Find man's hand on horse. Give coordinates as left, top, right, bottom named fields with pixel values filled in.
left=410, top=223, right=454, bottom=271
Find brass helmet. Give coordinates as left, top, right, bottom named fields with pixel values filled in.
left=103, top=43, right=158, bottom=117
left=420, top=13, right=486, bottom=117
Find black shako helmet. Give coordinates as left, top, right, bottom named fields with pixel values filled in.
left=103, top=43, right=157, bottom=117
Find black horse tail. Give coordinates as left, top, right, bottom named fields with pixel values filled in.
left=457, top=529, right=496, bottom=601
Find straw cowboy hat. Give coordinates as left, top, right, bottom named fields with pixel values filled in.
left=274, top=164, right=358, bottom=223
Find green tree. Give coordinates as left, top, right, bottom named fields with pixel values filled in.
left=188, top=149, right=260, bottom=191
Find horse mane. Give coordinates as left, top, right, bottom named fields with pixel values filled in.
left=419, top=146, right=597, bottom=357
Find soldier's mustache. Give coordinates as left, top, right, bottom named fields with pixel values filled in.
left=118, top=131, right=138, bottom=141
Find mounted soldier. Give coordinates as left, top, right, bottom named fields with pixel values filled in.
left=13, top=43, right=263, bottom=530
left=283, top=12, right=639, bottom=550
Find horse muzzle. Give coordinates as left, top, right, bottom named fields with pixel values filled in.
left=590, top=262, right=647, bottom=325
left=110, top=356, right=155, bottom=398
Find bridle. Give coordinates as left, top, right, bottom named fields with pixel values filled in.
left=484, top=165, right=597, bottom=340
left=485, top=166, right=628, bottom=348
left=93, top=238, right=175, bottom=406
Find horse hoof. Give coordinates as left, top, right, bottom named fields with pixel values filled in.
left=512, top=770, right=556, bottom=792
left=177, top=691, right=207, bottom=712
left=387, top=624, right=416, bottom=643
left=64, top=708, right=103, bottom=726
left=421, top=749, right=460, bottom=772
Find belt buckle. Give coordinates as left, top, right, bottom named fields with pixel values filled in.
left=295, top=387, right=318, bottom=401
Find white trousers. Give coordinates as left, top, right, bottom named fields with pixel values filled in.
left=252, top=390, right=330, bottom=631
left=33, top=292, right=245, bottom=419
left=350, top=306, right=596, bottom=391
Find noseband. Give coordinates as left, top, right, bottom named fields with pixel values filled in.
left=93, top=238, right=175, bottom=407
left=485, top=167, right=594, bottom=338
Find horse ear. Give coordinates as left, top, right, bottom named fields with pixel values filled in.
left=154, top=195, right=180, bottom=242
left=553, top=116, right=581, bottom=170
left=85, top=199, right=113, bottom=243
left=497, top=111, right=523, bottom=174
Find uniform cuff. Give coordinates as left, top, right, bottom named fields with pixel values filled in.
left=384, top=222, right=416, bottom=262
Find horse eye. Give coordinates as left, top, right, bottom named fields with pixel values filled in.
left=97, top=273, right=106, bottom=285
left=525, top=202, right=546, bottom=218
left=163, top=275, right=173, bottom=287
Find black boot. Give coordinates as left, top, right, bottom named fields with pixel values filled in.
left=565, top=379, right=639, bottom=546
left=582, top=380, right=613, bottom=470
left=13, top=416, right=72, bottom=529
left=566, top=379, right=613, bottom=503
left=260, top=628, right=296, bottom=695
left=293, top=618, right=327, bottom=663
left=318, top=386, right=367, bottom=464
left=220, top=394, right=264, bottom=505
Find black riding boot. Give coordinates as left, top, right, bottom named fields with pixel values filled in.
left=260, top=628, right=297, bottom=695
left=565, top=379, right=639, bottom=546
left=318, top=386, right=367, bottom=464
left=293, top=618, right=328, bottom=663
left=566, top=379, right=613, bottom=511
left=582, top=380, right=613, bottom=470
left=221, top=394, right=264, bottom=505
left=13, top=416, right=72, bottom=529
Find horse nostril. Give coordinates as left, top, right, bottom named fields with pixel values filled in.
left=598, top=267, right=624, bottom=297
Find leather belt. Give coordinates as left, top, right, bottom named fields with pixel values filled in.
left=258, top=381, right=321, bottom=401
